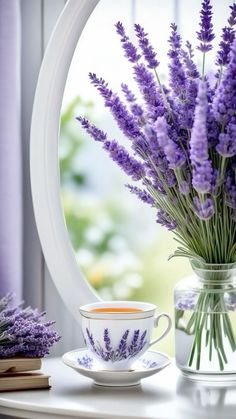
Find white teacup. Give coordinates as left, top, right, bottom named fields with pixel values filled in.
left=80, top=301, right=172, bottom=370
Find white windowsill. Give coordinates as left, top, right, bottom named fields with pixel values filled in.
left=0, top=357, right=234, bottom=419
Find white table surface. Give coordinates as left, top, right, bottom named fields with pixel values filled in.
left=0, top=357, right=235, bottom=419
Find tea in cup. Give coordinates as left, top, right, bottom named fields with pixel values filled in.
left=79, top=301, right=172, bottom=370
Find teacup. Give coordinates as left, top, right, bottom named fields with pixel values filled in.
left=79, top=301, right=172, bottom=370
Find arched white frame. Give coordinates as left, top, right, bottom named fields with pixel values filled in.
left=30, top=0, right=101, bottom=323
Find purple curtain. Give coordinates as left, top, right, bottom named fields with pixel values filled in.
left=0, top=0, right=22, bottom=300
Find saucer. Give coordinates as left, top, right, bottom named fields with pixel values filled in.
left=62, top=348, right=171, bottom=387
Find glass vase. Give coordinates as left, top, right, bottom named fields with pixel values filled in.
left=174, top=260, right=236, bottom=381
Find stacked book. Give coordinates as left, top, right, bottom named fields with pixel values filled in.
left=0, top=358, right=50, bottom=391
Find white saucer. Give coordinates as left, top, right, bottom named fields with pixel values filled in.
left=62, top=348, right=171, bottom=387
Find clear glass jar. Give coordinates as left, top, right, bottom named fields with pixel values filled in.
left=174, top=260, right=236, bottom=381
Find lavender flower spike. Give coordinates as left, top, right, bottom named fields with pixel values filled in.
left=216, top=123, right=236, bottom=157
left=213, top=39, right=236, bottom=125
left=190, top=81, right=213, bottom=193
left=168, top=23, right=187, bottom=99
left=155, top=116, right=185, bottom=169
left=193, top=196, right=214, bottom=220
left=76, top=117, right=107, bottom=142
left=103, top=140, right=144, bottom=181
left=156, top=209, right=177, bottom=230
left=77, top=115, right=145, bottom=182
left=126, top=185, right=154, bottom=205
left=121, top=84, right=144, bottom=121
left=121, top=84, right=136, bottom=103
left=89, top=73, right=142, bottom=140
left=190, top=81, right=208, bottom=163
left=216, top=3, right=236, bottom=67
left=192, top=160, right=213, bottom=194
left=197, top=0, right=215, bottom=52
left=229, top=3, right=236, bottom=26
left=115, top=22, right=140, bottom=63
left=134, top=24, right=159, bottom=69
left=225, top=175, right=236, bottom=209
left=133, top=63, right=165, bottom=121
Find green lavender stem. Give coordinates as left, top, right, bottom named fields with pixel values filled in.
left=184, top=291, right=236, bottom=371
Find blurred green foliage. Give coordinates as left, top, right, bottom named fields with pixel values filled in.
left=59, top=98, right=145, bottom=300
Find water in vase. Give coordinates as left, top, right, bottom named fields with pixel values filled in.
left=175, top=308, right=236, bottom=374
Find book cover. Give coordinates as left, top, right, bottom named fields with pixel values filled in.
left=0, top=358, right=41, bottom=374
left=0, top=372, right=50, bottom=392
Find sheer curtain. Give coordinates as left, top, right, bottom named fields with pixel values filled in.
left=0, top=0, right=22, bottom=301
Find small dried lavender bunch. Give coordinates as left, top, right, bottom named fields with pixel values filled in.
left=0, top=294, right=60, bottom=358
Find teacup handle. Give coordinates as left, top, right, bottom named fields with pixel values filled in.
left=149, top=313, right=172, bottom=348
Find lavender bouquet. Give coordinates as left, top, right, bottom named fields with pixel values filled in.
left=0, top=294, right=60, bottom=357
left=77, top=1, right=236, bottom=373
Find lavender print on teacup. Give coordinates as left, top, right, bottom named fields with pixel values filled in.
left=80, top=301, right=172, bottom=370
left=85, top=328, right=147, bottom=367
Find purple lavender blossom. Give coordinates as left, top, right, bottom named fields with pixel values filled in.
left=143, top=126, right=177, bottom=192
left=180, top=43, right=199, bottom=127
left=155, top=116, right=185, bottom=169
left=76, top=117, right=107, bottom=142
left=131, top=104, right=144, bottom=119
left=193, top=196, right=215, bottom=220
left=168, top=23, right=187, bottom=99
left=182, top=43, right=199, bottom=79
left=115, top=22, right=166, bottom=121
left=225, top=175, right=236, bottom=209
left=210, top=168, right=220, bottom=196
left=164, top=169, right=177, bottom=188
left=216, top=27, right=235, bottom=67
left=89, top=73, right=142, bottom=140
left=77, top=116, right=145, bottom=181
left=103, top=140, right=144, bottom=181
left=229, top=3, right=236, bottom=26
left=179, top=180, right=190, bottom=195
left=197, top=0, right=215, bottom=52
left=156, top=209, right=177, bottom=230
left=133, top=63, right=165, bottom=121
left=121, top=84, right=144, bottom=123
left=121, top=83, right=136, bottom=102
left=0, top=295, right=60, bottom=358
left=216, top=4, right=236, bottom=67
left=213, top=39, right=236, bottom=125
left=115, top=22, right=140, bottom=63
left=192, top=160, right=213, bottom=194
left=144, top=125, right=169, bottom=172
left=126, top=184, right=154, bottom=205
left=216, top=123, right=236, bottom=157
left=167, top=24, right=196, bottom=128
left=190, top=81, right=208, bottom=162
left=190, top=81, right=213, bottom=193
left=134, top=24, right=159, bottom=69
left=207, top=105, right=220, bottom=147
